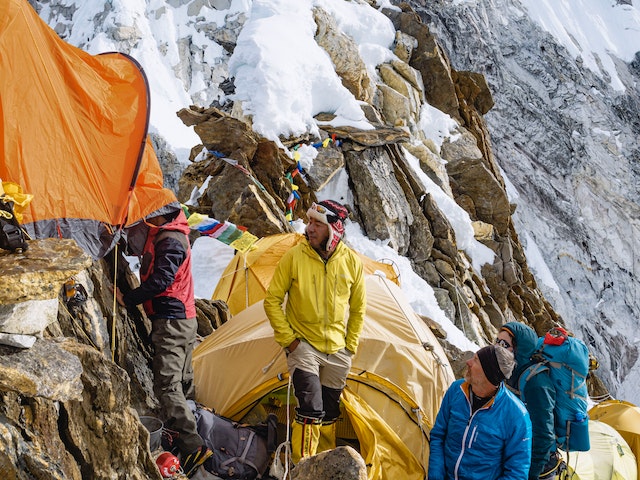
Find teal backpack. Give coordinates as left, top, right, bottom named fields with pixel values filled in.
left=517, top=327, right=591, bottom=452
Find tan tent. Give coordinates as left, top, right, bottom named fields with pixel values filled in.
left=194, top=273, right=455, bottom=480
left=589, top=399, right=640, bottom=474
left=212, top=232, right=400, bottom=315
left=560, top=420, right=637, bottom=479
left=1, top=0, right=177, bottom=259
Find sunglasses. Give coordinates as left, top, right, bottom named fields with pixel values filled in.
left=310, top=202, right=338, bottom=223
left=495, top=338, right=513, bottom=349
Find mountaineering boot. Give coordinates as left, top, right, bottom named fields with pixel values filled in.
left=556, top=460, right=569, bottom=480
left=291, top=418, right=321, bottom=464
left=539, top=451, right=567, bottom=480
left=181, top=445, right=213, bottom=478
left=317, top=421, right=337, bottom=453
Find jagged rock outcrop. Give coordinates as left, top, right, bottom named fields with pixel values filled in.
left=0, top=239, right=92, bottom=348
left=0, top=238, right=91, bottom=304
left=0, top=240, right=156, bottom=477
left=176, top=106, right=299, bottom=238
left=0, top=337, right=161, bottom=479
left=411, top=0, right=640, bottom=399
left=0, top=239, right=228, bottom=477
left=313, top=7, right=375, bottom=104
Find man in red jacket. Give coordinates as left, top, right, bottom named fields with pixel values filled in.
left=117, top=209, right=211, bottom=478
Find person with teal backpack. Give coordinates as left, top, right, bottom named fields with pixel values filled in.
left=498, top=322, right=591, bottom=479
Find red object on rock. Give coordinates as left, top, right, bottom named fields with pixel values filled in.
left=156, top=452, right=181, bottom=478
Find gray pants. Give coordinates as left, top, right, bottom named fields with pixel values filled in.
left=151, top=317, right=202, bottom=454
left=286, top=341, right=352, bottom=422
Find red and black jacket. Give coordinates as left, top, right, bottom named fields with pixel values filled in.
left=123, top=211, right=196, bottom=320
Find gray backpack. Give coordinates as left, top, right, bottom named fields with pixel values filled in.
left=191, top=403, right=277, bottom=479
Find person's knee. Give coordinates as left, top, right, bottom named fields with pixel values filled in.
left=293, top=369, right=324, bottom=418
left=322, top=386, right=342, bottom=422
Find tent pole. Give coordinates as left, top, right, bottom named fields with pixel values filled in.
left=244, top=252, right=249, bottom=311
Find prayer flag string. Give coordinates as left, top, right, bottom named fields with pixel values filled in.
left=204, top=135, right=342, bottom=226
left=285, top=134, right=341, bottom=223
left=183, top=207, right=259, bottom=253
left=208, top=150, right=267, bottom=192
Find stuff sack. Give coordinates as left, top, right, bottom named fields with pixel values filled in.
left=520, top=327, right=591, bottom=451
left=191, top=402, right=277, bottom=479
left=0, top=197, right=28, bottom=252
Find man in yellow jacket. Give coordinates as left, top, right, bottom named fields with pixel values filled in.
left=264, top=200, right=366, bottom=463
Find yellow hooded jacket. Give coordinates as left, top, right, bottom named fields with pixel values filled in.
left=264, top=238, right=366, bottom=355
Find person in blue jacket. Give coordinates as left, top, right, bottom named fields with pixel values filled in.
left=428, top=344, right=532, bottom=480
left=498, top=322, right=561, bottom=479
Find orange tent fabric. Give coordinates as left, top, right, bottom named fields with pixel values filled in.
left=0, top=0, right=177, bottom=258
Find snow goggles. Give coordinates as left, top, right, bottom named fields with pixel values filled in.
left=309, top=202, right=338, bottom=223
left=495, top=338, right=513, bottom=350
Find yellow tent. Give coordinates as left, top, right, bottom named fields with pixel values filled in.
left=194, top=274, right=455, bottom=480
left=560, top=420, right=637, bottom=480
left=211, top=232, right=400, bottom=315
left=589, top=399, right=640, bottom=474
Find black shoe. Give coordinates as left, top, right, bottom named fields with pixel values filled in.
left=181, top=446, right=213, bottom=478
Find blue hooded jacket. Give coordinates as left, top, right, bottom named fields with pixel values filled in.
left=428, top=379, right=532, bottom=480
left=501, top=322, right=556, bottom=479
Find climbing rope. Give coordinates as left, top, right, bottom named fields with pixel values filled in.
left=111, top=242, right=119, bottom=362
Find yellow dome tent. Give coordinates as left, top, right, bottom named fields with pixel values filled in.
left=589, top=399, right=640, bottom=475
left=211, top=232, right=400, bottom=315
left=560, top=420, right=637, bottom=480
left=194, top=274, right=455, bottom=480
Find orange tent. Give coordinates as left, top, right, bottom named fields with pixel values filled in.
left=0, top=0, right=177, bottom=258
left=212, top=233, right=401, bottom=315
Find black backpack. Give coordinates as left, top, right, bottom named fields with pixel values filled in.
left=191, top=403, right=278, bottom=479
left=0, top=197, right=28, bottom=252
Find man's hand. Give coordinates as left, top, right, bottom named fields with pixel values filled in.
left=115, top=287, right=126, bottom=307
left=286, top=338, right=300, bottom=354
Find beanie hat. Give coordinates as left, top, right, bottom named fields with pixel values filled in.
left=306, top=200, right=349, bottom=251
left=477, top=345, right=515, bottom=386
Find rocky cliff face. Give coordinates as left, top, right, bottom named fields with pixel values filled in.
left=0, top=0, right=624, bottom=475
left=409, top=0, right=640, bottom=400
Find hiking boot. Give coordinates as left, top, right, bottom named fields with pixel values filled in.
left=556, top=460, right=568, bottom=480
left=181, top=446, right=213, bottom=478
left=539, top=452, right=565, bottom=479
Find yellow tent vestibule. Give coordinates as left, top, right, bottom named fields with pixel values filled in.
left=194, top=273, right=455, bottom=480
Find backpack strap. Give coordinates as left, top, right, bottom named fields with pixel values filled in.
left=219, top=429, right=262, bottom=477
left=266, top=413, right=278, bottom=454
left=504, top=382, right=520, bottom=397
left=517, top=363, right=549, bottom=404
left=537, top=344, right=588, bottom=402
left=548, top=361, right=588, bottom=402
